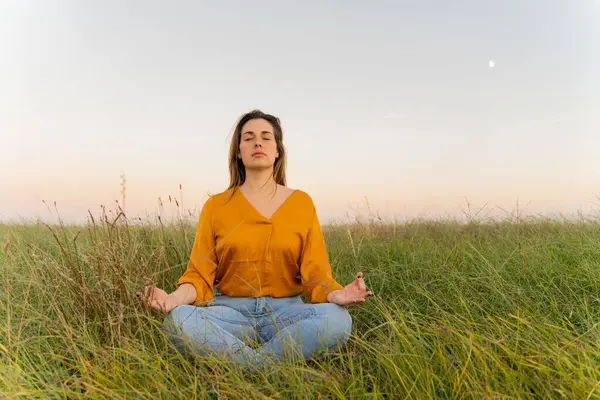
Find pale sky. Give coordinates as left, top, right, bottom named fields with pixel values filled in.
left=1, top=1, right=599, bottom=224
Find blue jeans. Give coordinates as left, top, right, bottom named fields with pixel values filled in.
left=162, top=289, right=352, bottom=370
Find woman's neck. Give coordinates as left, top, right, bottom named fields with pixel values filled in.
left=240, top=169, right=277, bottom=195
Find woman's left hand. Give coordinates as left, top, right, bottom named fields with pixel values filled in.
left=327, top=272, right=373, bottom=306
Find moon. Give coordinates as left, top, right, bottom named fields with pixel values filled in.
left=489, top=61, right=495, bottom=68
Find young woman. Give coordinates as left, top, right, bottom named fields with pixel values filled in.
left=137, top=109, right=373, bottom=369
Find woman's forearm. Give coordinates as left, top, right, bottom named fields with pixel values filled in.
left=168, top=283, right=197, bottom=307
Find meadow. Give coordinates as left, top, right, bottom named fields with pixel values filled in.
left=2, top=205, right=600, bottom=399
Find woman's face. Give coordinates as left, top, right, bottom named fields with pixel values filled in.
left=238, top=118, right=279, bottom=170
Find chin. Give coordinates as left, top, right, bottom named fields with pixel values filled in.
left=245, top=157, right=271, bottom=165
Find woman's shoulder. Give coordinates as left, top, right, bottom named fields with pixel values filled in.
left=194, top=188, right=234, bottom=212
left=289, top=188, right=312, bottom=203
left=285, top=187, right=318, bottom=212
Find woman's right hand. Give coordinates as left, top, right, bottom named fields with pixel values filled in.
left=137, top=279, right=176, bottom=314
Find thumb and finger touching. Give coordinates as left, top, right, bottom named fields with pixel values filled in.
left=351, top=271, right=374, bottom=299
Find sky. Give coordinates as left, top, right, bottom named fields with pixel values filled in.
left=1, top=0, right=599, bottom=224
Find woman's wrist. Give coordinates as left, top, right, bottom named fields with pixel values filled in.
left=327, top=289, right=342, bottom=303
left=167, top=283, right=197, bottom=309
left=165, top=294, right=178, bottom=311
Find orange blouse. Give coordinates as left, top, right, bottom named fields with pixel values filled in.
left=176, top=188, right=344, bottom=305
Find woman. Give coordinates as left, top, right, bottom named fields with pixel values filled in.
left=137, top=109, right=373, bottom=369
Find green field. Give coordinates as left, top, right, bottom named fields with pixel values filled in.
left=2, top=213, right=600, bottom=399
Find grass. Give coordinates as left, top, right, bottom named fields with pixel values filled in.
left=2, top=207, right=600, bottom=398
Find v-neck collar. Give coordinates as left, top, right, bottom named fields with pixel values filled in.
left=236, top=187, right=298, bottom=221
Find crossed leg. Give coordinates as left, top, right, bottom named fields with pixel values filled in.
left=256, top=302, right=353, bottom=362
left=163, top=304, right=262, bottom=365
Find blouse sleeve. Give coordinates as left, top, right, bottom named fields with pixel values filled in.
left=298, top=200, right=344, bottom=303
left=176, top=196, right=218, bottom=305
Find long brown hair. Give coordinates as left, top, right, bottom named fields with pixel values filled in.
left=227, top=109, right=287, bottom=192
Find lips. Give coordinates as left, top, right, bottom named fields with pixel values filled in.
left=252, top=152, right=266, bottom=157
